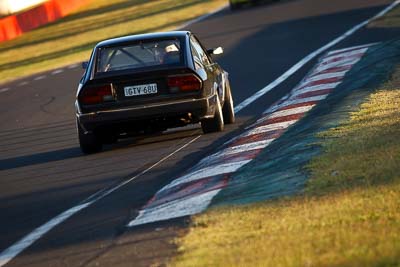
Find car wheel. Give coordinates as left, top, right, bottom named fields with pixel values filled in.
left=77, top=120, right=102, bottom=154
left=201, top=97, right=224, bottom=133
left=222, top=83, right=235, bottom=124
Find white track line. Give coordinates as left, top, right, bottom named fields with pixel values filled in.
left=243, top=120, right=298, bottom=138
left=0, top=135, right=201, bottom=267
left=67, top=63, right=79, bottom=69
left=219, top=139, right=274, bottom=156
left=33, top=75, right=46, bottom=81
left=234, top=0, right=400, bottom=113
left=0, top=88, right=10, bottom=93
left=51, top=69, right=64, bottom=75
left=17, top=81, right=29, bottom=87
left=0, top=203, right=90, bottom=267
left=250, top=105, right=315, bottom=129
left=264, top=94, right=330, bottom=115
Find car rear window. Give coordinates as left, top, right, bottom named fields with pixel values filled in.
left=96, top=38, right=182, bottom=74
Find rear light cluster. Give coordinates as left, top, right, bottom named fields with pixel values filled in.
left=79, top=84, right=113, bottom=105
left=168, top=74, right=202, bottom=92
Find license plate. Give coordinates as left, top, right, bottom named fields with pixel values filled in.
left=124, top=83, right=157, bottom=97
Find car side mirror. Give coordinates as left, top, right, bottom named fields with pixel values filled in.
left=82, top=61, right=88, bottom=69
left=207, top=47, right=224, bottom=55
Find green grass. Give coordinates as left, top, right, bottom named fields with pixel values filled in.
left=306, top=89, right=400, bottom=196
left=0, top=0, right=226, bottom=84
left=170, top=67, right=400, bottom=266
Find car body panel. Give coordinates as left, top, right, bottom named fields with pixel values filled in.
left=75, top=31, right=229, bottom=137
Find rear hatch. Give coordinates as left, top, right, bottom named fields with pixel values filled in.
left=78, top=68, right=202, bottom=113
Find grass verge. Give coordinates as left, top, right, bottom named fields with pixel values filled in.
left=0, top=0, right=226, bottom=84
left=171, top=67, right=400, bottom=266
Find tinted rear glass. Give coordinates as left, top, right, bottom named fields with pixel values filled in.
left=96, top=38, right=182, bottom=74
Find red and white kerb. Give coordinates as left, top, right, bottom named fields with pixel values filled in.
left=128, top=43, right=375, bottom=227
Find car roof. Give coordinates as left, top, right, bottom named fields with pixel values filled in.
left=95, top=31, right=191, bottom=48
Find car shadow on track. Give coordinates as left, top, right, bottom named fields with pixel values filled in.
left=0, top=127, right=202, bottom=171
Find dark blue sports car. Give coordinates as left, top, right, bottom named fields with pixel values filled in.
left=75, top=31, right=235, bottom=153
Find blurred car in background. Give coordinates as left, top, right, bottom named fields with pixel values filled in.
left=229, top=0, right=279, bottom=10
left=75, top=31, right=235, bottom=153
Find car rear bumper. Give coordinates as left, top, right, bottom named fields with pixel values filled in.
left=77, top=95, right=217, bottom=132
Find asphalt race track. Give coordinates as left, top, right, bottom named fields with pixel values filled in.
left=1, top=0, right=399, bottom=266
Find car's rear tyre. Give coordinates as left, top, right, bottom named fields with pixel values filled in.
left=222, top=84, right=235, bottom=124
left=77, top=120, right=102, bottom=154
left=201, top=97, right=224, bottom=133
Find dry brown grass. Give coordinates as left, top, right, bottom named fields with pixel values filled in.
left=0, top=0, right=226, bottom=84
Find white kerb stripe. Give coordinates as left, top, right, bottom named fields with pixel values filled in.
left=160, top=160, right=251, bottom=193
left=243, top=120, right=298, bottom=138
left=0, top=88, right=10, bottom=93
left=0, top=202, right=91, bottom=267
left=326, top=42, right=376, bottom=56
left=128, top=189, right=220, bottom=227
left=67, top=63, right=79, bottom=69
left=197, top=139, right=272, bottom=165
left=321, top=47, right=368, bottom=64
left=266, top=94, right=329, bottom=115
left=219, top=139, right=274, bottom=156
left=305, top=71, right=348, bottom=83
left=284, top=94, right=329, bottom=107
left=264, top=105, right=315, bottom=120
left=313, top=58, right=360, bottom=74
left=34, top=75, right=46, bottom=81
left=294, top=82, right=340, bottom=96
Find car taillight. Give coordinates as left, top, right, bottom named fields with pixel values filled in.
left=168, top=74, right=202, bottom=92
left=79, top=85, right=113, bottom=105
